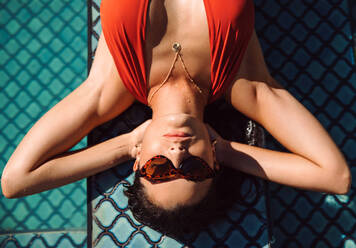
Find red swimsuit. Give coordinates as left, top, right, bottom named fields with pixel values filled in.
left=100, top=0, right=255, bottom=105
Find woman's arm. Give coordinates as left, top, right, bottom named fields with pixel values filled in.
left=224, top=30, right=351, bottom=194
left=1, top=33, right=136, bottom=198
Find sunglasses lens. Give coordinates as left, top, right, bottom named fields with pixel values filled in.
left=146, top=157, right=174, bottom=177
left=141, top=155, right=216, bottom=183
left=180, top=157, right=210, bottom=178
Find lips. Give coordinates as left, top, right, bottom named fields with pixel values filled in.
left=163, top=132, right=192, bottom=137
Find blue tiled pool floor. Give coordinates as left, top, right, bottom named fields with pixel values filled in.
left=0, top=0, right=88, bottom=247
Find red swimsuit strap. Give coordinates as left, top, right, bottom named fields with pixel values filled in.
left=101, top=0, right=149, bottom=104
left=100, top=0, right=255, bottom=105
left=203, top=0, right=255, bottom=102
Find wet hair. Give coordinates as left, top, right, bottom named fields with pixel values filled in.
left=124, top=166, right=260, bottom=239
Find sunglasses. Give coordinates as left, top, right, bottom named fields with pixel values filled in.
left=137, top=155, right=219, bottom=184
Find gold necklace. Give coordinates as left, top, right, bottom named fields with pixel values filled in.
left=147, top=42, right=205, bottom=105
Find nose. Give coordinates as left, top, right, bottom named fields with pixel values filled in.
left=167, top=144, right=187, bottom=167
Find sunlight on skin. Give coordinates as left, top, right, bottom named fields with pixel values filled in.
left=133, top=114, right=215, bottom=210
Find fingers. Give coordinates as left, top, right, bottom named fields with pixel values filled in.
left=132, top=119, right=152, bottom=142
left=204, top=123, right=220, bottom=141
left=140, top=119, right=152, bottom=128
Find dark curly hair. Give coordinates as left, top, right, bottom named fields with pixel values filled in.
left=124, top=166, right=260, bottom=239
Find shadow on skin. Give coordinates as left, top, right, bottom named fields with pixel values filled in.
left=88, top=100, right=268, bottom=242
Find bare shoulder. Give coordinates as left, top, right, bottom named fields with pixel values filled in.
left=1, top=32, right=135, bottom=189
left=225, top=30, right=283, bottom=121
left=86, top=32, right=135, bottom=121
left=87, top=32, right=120, bottom=85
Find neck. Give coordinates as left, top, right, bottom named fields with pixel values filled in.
left=149, top=79, right=209, bottom=120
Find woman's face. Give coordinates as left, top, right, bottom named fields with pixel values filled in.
left=133, top=114, right=216, bottom=210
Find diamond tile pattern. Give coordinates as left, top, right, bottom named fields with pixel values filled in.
left=0, top=231, right=86, bottom=248
left=254, top=0, right=356, bottom=247
left=0, top=0, right=87, bottom=245
left=87, top=1, right=270, bottom=246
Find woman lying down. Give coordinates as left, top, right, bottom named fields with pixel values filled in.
left=2, top=0, right=351, bottom=237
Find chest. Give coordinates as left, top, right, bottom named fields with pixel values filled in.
left=145, top=0, right=212, bottom=89
left=100, top=0, right=254, bottom=103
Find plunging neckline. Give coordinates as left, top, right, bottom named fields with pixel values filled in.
left=100, top=0, right=255, bottom=105
left=141, top=0, right=214, bottom=97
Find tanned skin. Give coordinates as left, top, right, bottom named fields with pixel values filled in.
left=2, top=1, right=350, bottom=200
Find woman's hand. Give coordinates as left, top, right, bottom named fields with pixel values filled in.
left=129, top=119, right=152, bottom=159
left=205, top=124, right=227, bottom=166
